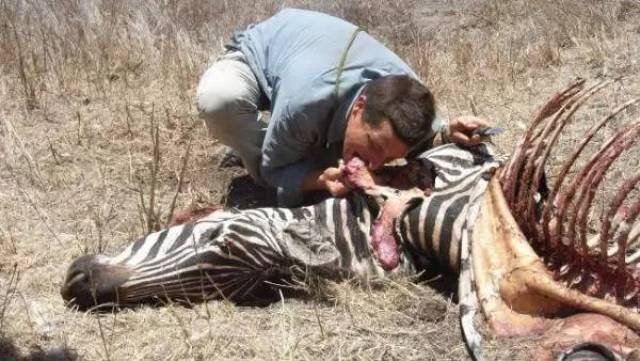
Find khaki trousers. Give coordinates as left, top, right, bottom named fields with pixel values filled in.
left=196, top=51, right=266, bottom=181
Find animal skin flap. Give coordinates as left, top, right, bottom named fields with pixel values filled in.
left=281, top=220, right=342, bottom=268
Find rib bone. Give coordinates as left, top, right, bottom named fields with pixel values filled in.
left=489, top=79, right=640, bottom=359
left=477, top=177, right=640, bottom=330
left=472, top=177, right=640, bottom=360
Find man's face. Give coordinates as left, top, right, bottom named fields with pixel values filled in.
left=343, top=95, right=410, bottom=170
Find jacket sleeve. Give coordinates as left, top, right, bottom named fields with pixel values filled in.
left=260, top=102, right=322, bottom=207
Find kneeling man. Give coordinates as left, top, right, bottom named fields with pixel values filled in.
left=197, top=8, right=487, bottom=206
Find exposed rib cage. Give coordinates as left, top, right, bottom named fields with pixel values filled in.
left=82, top=144, right=498, bottom=306
left=499, top=78, right=640, bottom=309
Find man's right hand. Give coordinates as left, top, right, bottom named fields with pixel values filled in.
left=318, top=167, right=350, bottom=197
left=301, top=167, right=350, bottom=197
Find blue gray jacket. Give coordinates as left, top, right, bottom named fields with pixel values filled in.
left=227, top=8, right=440, bottom=206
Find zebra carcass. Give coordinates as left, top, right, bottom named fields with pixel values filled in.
left=60, top=142, right=495, bottom=308
left=60, top=79, right=640, bottom=360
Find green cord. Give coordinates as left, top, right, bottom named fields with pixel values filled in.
left=334, top=27, right=362, bottom=99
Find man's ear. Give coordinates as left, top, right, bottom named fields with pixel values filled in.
left=351, top=95, right=367, bottom=118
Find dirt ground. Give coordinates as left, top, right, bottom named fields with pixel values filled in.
left=2, top=0, right=640, bottom=360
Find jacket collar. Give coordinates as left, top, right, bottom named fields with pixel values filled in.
left=326, top=84, right=365, bottom=146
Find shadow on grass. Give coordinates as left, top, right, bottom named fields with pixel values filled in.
left=222, top=174, right=334, bottom=210
left=0, top=337, right=77, bottom=361
left=223, top=175, right=278, bottom=209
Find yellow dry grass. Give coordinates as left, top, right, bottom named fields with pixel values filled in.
left=1, top=0, right=640, bottom=360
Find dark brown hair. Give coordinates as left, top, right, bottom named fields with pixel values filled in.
left=362, top=75, right=436, bottom=147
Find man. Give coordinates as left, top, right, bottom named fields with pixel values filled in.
left=197, top=8, right=488, bottom=207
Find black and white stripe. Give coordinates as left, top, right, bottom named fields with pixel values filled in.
left=90, top=143, right=500, bottom=358
left=104, top=195, right=408, bottom=305
left=395, top=144, right=501, bottom=361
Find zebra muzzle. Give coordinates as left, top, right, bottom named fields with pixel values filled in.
left=61, top=255, right=132, bottom=310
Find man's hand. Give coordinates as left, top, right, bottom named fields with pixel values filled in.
left=319, top=167, right=350, bottom=197
left=447, top=116, right=492, bottom=146
left=302, top=167, right=350, bottom=197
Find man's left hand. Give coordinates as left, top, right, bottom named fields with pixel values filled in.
left=447, top=116, right=492, bottom=146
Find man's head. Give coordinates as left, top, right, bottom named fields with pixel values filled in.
left=343, top=75, right=436, bottom=169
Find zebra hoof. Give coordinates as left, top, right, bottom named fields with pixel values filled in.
left=558, top=343, right=621, bottom=361
left=60, top=255, right=131, bottom=311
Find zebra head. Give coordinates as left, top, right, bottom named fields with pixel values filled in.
left=61, top=255, right=133, bottom=310
left=60, top=209, right=283, bottom=310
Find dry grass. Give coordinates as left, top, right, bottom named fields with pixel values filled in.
left=1, top=0, right=640, bottom=360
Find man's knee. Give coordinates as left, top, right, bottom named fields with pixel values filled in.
left=197, top=59, right=258, bottom=113
left=197, top=79, right=243, bottom=120
left=196, top=64, right=260, bottom=137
